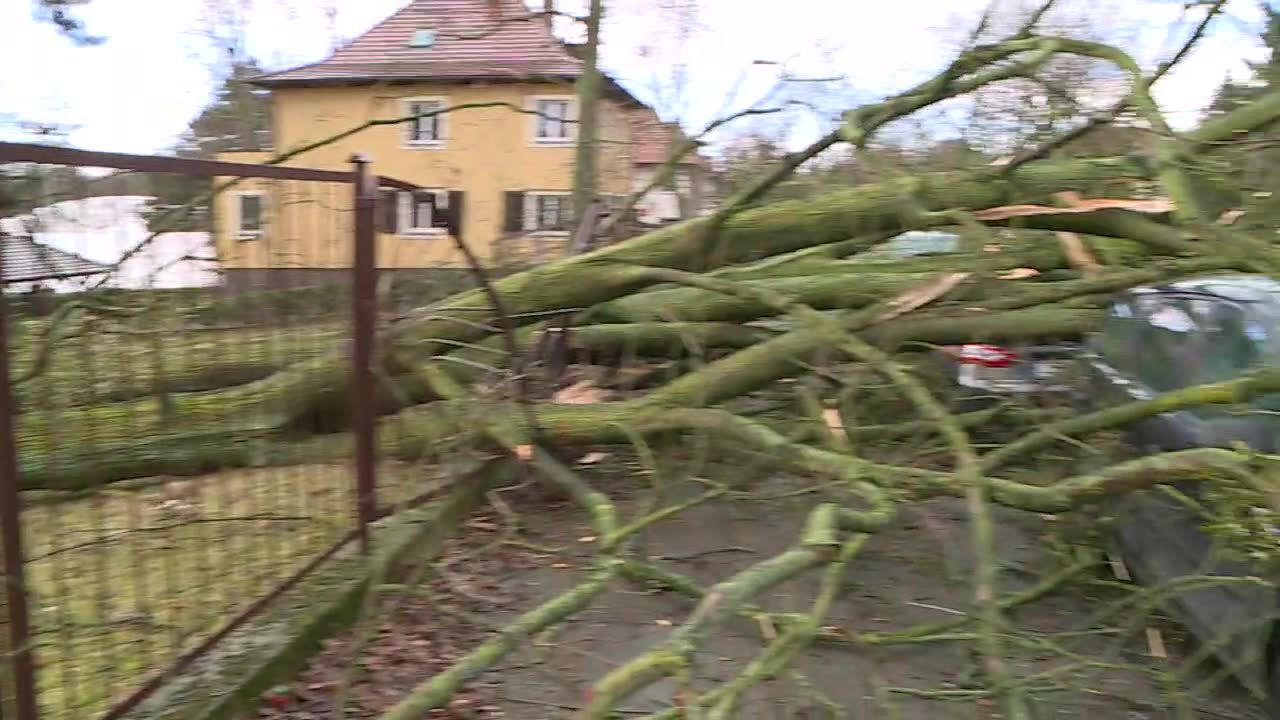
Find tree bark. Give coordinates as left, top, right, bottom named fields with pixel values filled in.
left=19, top=91, right=1280, bottom=490
left=571, top=0, right=604, bottom=227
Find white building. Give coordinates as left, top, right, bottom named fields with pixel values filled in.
left=0, top=196, right=220, bottom=293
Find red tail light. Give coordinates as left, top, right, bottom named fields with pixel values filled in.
left=950, top=344, right=1019, bottom=368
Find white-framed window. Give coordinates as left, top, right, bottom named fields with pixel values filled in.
left=396, top=189, right=450, bottom=235
left=524, top=191, right=572, bottom=233
left=531, top=96, right=576, bottom=144
left=403, top=97, right=447, bottom=147
left=235, top=191, right=264, bottom=240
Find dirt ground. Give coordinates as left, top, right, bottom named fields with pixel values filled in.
left=256, top=468, right=1271, bottom=720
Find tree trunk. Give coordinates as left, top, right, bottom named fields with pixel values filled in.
left=571, top=0, right=605, bottom=227
left=18, top=91, right=1280, bottom=490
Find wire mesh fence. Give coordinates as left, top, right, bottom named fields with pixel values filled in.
left=0, top=143, right=430, bottom=719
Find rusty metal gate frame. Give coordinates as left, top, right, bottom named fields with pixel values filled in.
left=0, top=141, right=416, bottom=719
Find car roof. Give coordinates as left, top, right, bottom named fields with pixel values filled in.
left=1129, top=274, right=1280, bottom=305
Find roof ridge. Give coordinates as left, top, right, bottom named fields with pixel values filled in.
left=254, top=58, right=328, bottom=82
left=259, top=0, right=582, bottom=85
left=318, top=0, right=427, bottom=67
left=255, top=1, right=423, bottom=81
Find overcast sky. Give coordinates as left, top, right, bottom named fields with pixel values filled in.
left=0, top=0, right=1274, bottom=155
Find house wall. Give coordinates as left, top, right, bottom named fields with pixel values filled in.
left=214, top=82, right=634, bottom=278
left=628, top=164, right=714, bottom=224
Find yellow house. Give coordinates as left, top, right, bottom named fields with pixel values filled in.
left=214, top=0, right=710, bottom=293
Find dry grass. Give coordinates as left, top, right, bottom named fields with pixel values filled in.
left=2, top=298, right=465, bottom=717
left=1, top=310, right=426, bottom=717
left=10, top=318, right=344, bottom=410
left=17, top=462, right=422, bottom=719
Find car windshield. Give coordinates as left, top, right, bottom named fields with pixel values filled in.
left=1245, top=297, right=1280, bottom=358
left=1096, top=289, right=1278, bottom=381
left=1125, top=291, right=1280, bottom=410
left=1239, top=301, right=1280, bottom=414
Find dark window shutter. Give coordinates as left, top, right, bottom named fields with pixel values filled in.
left=447, top=191, right=464, bottom=239
left=503, top=191, right=524, bottom=233
left=378, top=190, right=398, bottom=233
left=430, top=191, right=450, bottom=230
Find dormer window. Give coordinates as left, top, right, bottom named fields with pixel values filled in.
left=409, top=28, right=436, bottom=48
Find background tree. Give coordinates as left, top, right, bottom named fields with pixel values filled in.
left=176, top=58, right=273, bottom=159
left=1206, top=6, right=1280, bottom=227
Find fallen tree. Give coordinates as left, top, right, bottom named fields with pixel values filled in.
left=21, top=12, right=1280, bottom=718
left=15, top=82, right=1277, bottom=463
left=364, top=23, right=1280, bottom=719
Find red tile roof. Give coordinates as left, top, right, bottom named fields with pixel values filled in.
left=257, top=0, right=585, bottom=86
left=629, top=109, right=709, bottom=168
left=255, top=0, right=711, bottom=169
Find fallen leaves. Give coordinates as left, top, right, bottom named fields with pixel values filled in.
left=263, top=529, right=513, bottom=719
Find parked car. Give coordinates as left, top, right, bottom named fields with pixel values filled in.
left=941, top=274, right=1280, bottom=708
left=937, top=341, right=1080, bottom=409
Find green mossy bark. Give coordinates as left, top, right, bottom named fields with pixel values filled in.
left=22, top=93, right=1280, bottom=492
left=389, top=156, right=1153, bottom=355
left=982, top=366, right=1280, bottom=470
left=16, top=305, right=1104, bottom=491
left=587, top=273, right=932, bottom=323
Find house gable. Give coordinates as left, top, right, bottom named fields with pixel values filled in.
left=213, top=0, right=711, bottom=278
left=257, top=0, right=582, bottom=87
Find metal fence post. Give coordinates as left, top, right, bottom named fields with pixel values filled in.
left=350, top=154, right=378, bottom=554
left=0, top=244, right=40, bottom=720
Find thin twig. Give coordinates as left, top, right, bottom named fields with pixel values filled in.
left=1002, top=0, right=1227, bottom=172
